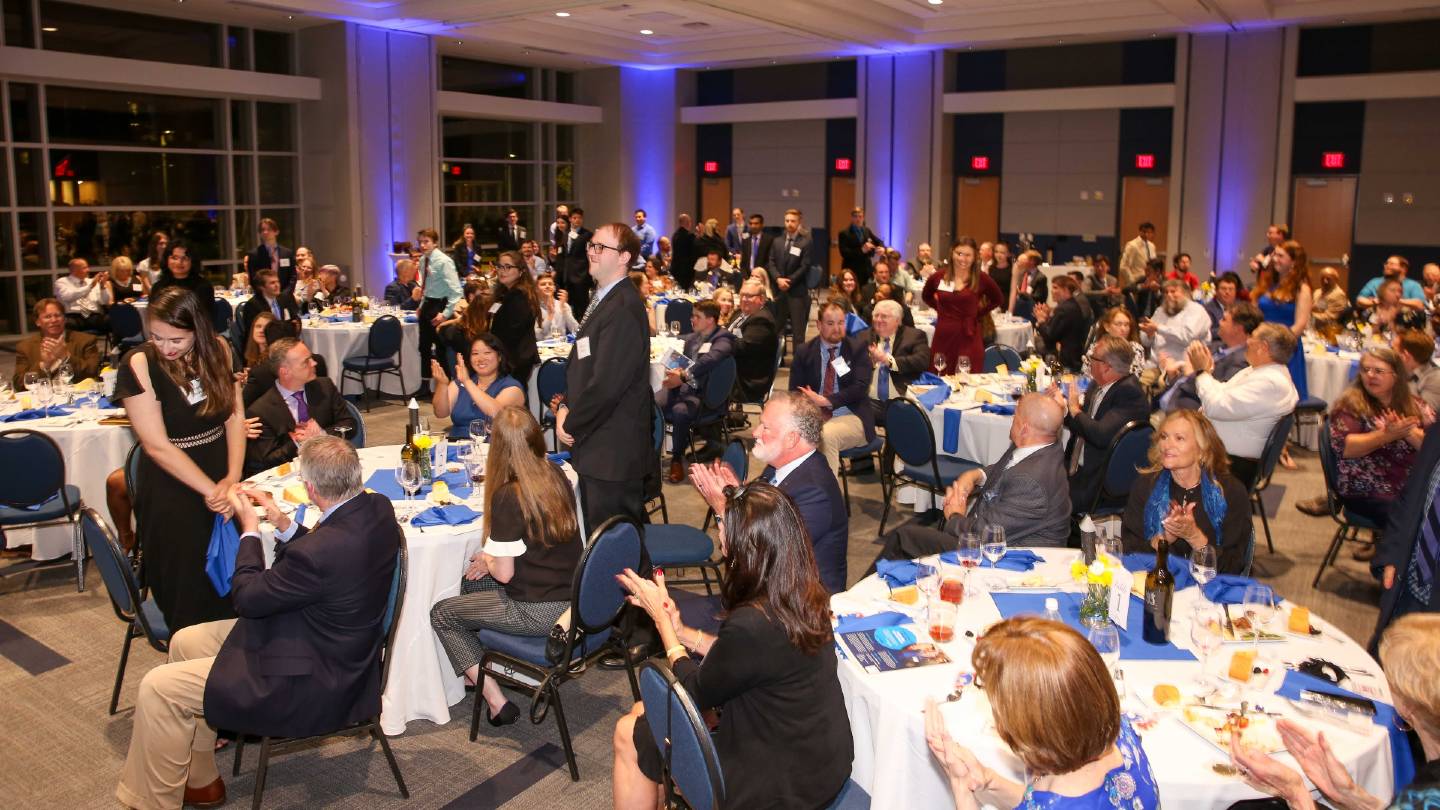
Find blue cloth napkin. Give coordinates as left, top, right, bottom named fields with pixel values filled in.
left=834, top=611, right=909, bottom=634
left=876, top=558, right=921, bottom=588
left=411, top=504, right=482, bottom=527
left=403, top=315, right=418, bottom=324
left=204, top=515, right=241, bottom=598
left=547, top=451, right=571, bottom=463
left=1203, top=574, right=1280, bottom=605
left=1276, top=670, right=1415, bottom=796
left=844, top=312, right=868, bottom=336
left=942, top=409, right=962, bottom=454
left=363, top=468, right=471, bottom=500
left=979, top=403, right=1015, bottom=416
left=937, top=549, right=1042, bottom=572
left=990, top=591, right=1197, bottom=661
left=914, top=372, right=952, bottom=410
left=1120, top=552, right=1197, bottom=590
left=1, top=405, right=76, bottom=422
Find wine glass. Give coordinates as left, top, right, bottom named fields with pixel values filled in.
left=956, top=356, right=972, bottom=377
left=1190, top=546, right=1218, bottom=594
left=468, top=420, right=490, bottom=448
left=1086, top=623, right=1121, bottom=678
left=334, top=424, right=353, bottom=446
left=1241, top=584, right=1277, bottom=651
left=981, top=525, right=1006, bottom=568
left=956, top=531, right=982, bottom=569
left=933, top=353, right=948, bottom=376
left=0, top=379, right=13, bottom=404
left=23, top=371, right=40, bottom=395
left=668, top=321, right=682, bottom=339
left=915, top=559, right=940, bottom=603
left=1189, top=602, right=1225, bottom=690
left=32, top=379, right=54, bottom=415
left=394, top=461, right=422, bottom=523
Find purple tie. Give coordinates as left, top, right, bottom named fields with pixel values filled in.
left=292, top=390, right=309, bottom=424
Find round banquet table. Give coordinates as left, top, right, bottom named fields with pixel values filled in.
left=832, top=548, right=1396, bottom=809
left=246, top=444, right=580, bottom=735
left=913, top=310, right=1034, bottom=356
left=133, top=293, right=250, bottom=337
left=528, top=336, right=679, bottom=419
left=300, top=315, right=420, bottom=398
left=1299, top=346, right=1361, bottom=450
left=0, top=401, right=135, bottom=560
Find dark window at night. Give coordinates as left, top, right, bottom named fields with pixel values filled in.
left=46, top=86, right=223, bottom=149
left=440, top=56, right=532, bottom=98
left=442, top=118, right=533, bottom=161
left=39, top=1, right=220, bottom=67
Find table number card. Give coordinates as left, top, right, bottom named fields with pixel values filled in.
left=1109, top=567, right=1133, bottom=628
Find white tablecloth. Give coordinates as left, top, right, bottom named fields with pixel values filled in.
left=247, top=444, right=580, bottom=735
left=833, top=549, right=1395, bottom=809
left=0, top=405, right=136, bottom=560
left=134, top=293, right=250, bottom=336
left=302, top=318, right=420, bottom=397
left=1298, top=346, right=1360, bottom=450
left=527, top=336, right=678, bottom=418
left=913, top=310, right=1034, bottom=356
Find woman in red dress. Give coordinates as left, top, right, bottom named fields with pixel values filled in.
left=922, top=237, right=1003, bottom=373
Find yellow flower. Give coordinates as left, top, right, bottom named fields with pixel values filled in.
left=413, top=434, right=433, bottom=450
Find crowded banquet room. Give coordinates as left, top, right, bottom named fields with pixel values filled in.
left=8, top=0, right=1440, bottom=806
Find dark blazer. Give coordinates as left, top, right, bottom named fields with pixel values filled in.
left=239, top=292, right=302, bottom=334
left=1037, top=297, right=1090, bottom=372
left=247, top=244, right=296, bottom=291
left=12, top=331, right=101, bottom=390
left=243, top=377, right=357, bottom=476
left=205, top=493, right=401, bottom=738
left=698, top=263, right=744, bottom=292
left=490, top=283, right=539, bottom=380
left=855, top=324, right=930, bottom=396
left=559, top=227, right=593, bottom=290
left=762, top=452, right=849, bottom=593
left=768, top=231, right=814, bottom=297
left=1372, top=422, right=1440, bottom=649
left=1163, top=343, right=1248, bottom=412
left=837, top=225, right=883, bottom=285
left=450, top=242, right=483, bottom=276
left=496, top=225, right=526, bottom=253
left=728, top=307, right=780, bottom=403
left=859, top=283, right=915, bottom=327
left=945, top=442, right=1071, bottom=547
left=1065, top=374, right=1151, bottom=513
left=679, top=327, right=737, bottom=396
left=671, top=228, right=698, bottom=290
left=790, top=334, right=876, bottom=443
left=738, top=231, right=774, bottom=273
left=564, top=277, right=652, bottom=482
left=383, top=280, right=420, bottom=311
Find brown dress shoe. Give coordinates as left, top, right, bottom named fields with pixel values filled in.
left=183, top=777, right=226, bottom=808
left=1294, top=496, right=1329, bottom=516
left=666, top=460, right=685, bottom=485
left=1353, top=543, right=1378, bottom=562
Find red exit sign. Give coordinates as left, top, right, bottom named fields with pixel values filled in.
left=970, top=155, right=989, bottom=171
left=1135, top=153, right=1155, bottom=170
left=702, top=161, right=719, bottom=174
left=1322, top=151, right=1346, bottom=169
left=834, top=157, right=852, bottom=172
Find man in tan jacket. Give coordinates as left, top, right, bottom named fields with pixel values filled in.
left=13, top=297, right=101, bottom=390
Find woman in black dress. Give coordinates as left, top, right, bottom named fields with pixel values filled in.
left=150, top=239, right=216, bottom=317
left=113, top=286, right=246, bottom=631
left=614, top=482, right=854, bottom=810
left=488, top=250, right=540, bottom=387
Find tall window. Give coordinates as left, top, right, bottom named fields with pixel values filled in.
left=439, top=118, right=574, bottom=253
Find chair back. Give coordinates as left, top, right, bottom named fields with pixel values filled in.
left=551, top=517, right=643, bottom=665
left=664, top=300, right=693, bottom=333
left=700, top=356, right=737, bottom=411
left=108, top=304, right=143, bottom=341
left=639, top=659, right=725, bottom=810
left=882, top=398, right=936, bottom=468
left=82, top=508, right=167, bottom=645
left=367, top=315, right=404, bottom=360
left=721, top=439, right=749, bottom=484
left=1252, top=412, right=1295, bottom=491
left=124, top=442, right=145, bottom=505
left=211, top=298, right=233, bottom=334
left=377, top=540, right=408, bottom=693
left=537, top=357, right=568, bottom=408
left=1092, top=419, right=1153, bottom=510
left=983, top=344, right=1022, bottom=373
left=1317, top=414, right=1342, bottom=496
left=806, top=264, right=824, bottom=290
left=342, top=398, right=366, bottom=448
left=651, top=401, right=666, bottom=452
left=0, top=429, right=67, bottom=509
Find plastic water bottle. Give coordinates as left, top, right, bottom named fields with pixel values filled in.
left=1042, top=597, right=1063, bottom=625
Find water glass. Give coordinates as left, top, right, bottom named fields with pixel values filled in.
left=956, top=356, right=972, bottom=376
left=980, top=525, right=1006, bottom=567
left=933, top=353, right=948, bottom=376
left=1190, top=546, right=1218, bottom=592
left=915, top=560, right=941, bottom=601
left=1189, top=602, right=1225, bottom=688
left=1242, top=584, right=1277, bottom=650
left=1086, top=623, right=1121, bottom=676
left=32, top=379, right=54, bottom=412
left=394, top=461, right=422, bottom=523
left=668, top=321, right=682, bottom=339
left=927, top=599, right=958, bottom=643
left=468, top=420, right=490, bottom=445
left=956, top=531, right=982, bottom=569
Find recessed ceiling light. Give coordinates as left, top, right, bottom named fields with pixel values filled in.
left=640, top=29, right=653, bottom=35
left=928, top=0, right=943, bottom=5
left=41, top=26, right=57, bottom=32
left=555, top=11, right=570, bottom=17
left=286, top=15, right=293, bottom=19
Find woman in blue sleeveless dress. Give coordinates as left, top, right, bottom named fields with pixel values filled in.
left=925, top=617, right=1160, bottom=810
left=430, top=332, right=525, bottom=439
left=1254, top=240, right=1313, bottom=401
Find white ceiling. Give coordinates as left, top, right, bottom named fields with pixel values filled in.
left=107, top=0, right=1440, bottom=69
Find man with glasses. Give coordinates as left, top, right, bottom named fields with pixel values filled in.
left=1054, top=334, right=1149, bottom=515
left=1186, top=323, right=1299, bottom=486
left=554, top=223, right=652, bottom=528
left=729, top=279, right=781, bottom=403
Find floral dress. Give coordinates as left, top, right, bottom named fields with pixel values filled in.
left=1018, top=720, right=1159, bottom=809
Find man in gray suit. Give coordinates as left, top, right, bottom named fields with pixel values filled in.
left=1397, top=329, right=1440, bottom=413
left=868, top=394, right=1071, bottom=568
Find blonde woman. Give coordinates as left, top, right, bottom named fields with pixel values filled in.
left=107, top=255, right=149, bottom=302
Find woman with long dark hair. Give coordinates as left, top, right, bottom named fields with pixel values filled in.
left=112, top=286, right=246, bottom=631
left=1329, top=346, right=1433, bottom=529
left=137, top=230, right=168, bottom=285
left=613, top=483, right=854, bottom=809
left=150, top=238, right=216, bottom=315
left=922, top=237, right=1004, bottom=373
left=488, top=250, right=541, bottom=385
left=429, top=406, right=582, bottom=726
left=430, top=333, right=525, bottom=439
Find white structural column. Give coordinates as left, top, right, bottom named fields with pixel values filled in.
left=859, top=52, right=945, bottom=259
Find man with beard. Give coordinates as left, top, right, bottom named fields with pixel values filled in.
left=689, top=391, right=848, bottom=593
left=1139, top=279, right=1212, bottom=367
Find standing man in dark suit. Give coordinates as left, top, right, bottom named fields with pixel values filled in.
left=246, top=217, right=295, bottom=291
left=690, top=392, right=849, bottom=593
left=855, top=299, right=929, bottom=426
left=870, top=394, right=1071, bottom=567
left=1058, top=334, right=1151, bottom=514
left=790, top=300, right=875, bottom=475
left=728, top=279, right=781, bottom=404
left=659, top=300, right=736, bottom=482
left=243, top=339, right=356, bottom=476
left=837, top=207, right=884, bottom=288
left=558, top=208, right=593, bottom=316
left=670, top=213, right=698, bottom=292
left=738, top=213, right=774, bottom=274
left=497, top=208, right=526, bottom=253
left=1371, top=422, right=1440, bottom=651
left=1034, top=275, right=1091, bottom=372
left=768, top=208, right=814, bottom=351
left=115, top=437, right=399, bottom=809
left=555, top=222, right=652, bottom=529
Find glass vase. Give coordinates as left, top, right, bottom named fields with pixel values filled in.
left=1079, top=582, right=1111, bottom=628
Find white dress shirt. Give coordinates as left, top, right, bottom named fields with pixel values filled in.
left=770, top=449, right=817, bottom=486
left=1145, top=300, right=1212, bottom=365
left=54, top=274, right=111, bottom=317
left=1194, top=361, right=1299, bottom=458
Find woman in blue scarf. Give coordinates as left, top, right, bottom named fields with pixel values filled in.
left=1120, top=409, right=1252, bottom=574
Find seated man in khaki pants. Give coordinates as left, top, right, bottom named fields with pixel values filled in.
left=116, top=437, right=401, bottom=810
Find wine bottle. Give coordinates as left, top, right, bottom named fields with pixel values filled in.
left=401, top=397, right=419, bottom=466
left=1142, top=539, right=1175, bottom=643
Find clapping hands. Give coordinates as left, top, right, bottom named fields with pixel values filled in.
left=689, top=459, right=740, bottom=515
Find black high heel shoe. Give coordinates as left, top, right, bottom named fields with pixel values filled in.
left=487, top=701, right=520, bottom=727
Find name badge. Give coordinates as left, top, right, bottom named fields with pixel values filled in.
left=185, top=379, right=207, bottom=405
left=789, top=245, right=802, bottom=257
left=488, top=302, right=502, bottom=314
left=279, top=258, right=291, bottom=268
left=131, top=282, right=144, bottom=292
left=699, top=342, right=712, bottom=354
left=576, top=336, right=592, bottom=359
left=831, top=356, right=851, bottom=376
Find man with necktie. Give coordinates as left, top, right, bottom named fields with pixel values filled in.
left=497, top=209, right=526, bottom=253
left=767, top=208, right=814, bottom=350
left=738, top=213, right=774, bottom=273
left=239, top=268, right=301, bottom=339
left=854, top=299, right=930, bottom=427
left=729, top=279, right=781, bottom=405
left=416, top=227, right=462, bottom=394
left=560, top=208, right=594, bottom=315
left=1057, top=334, right=1150, bottom=516
left=246, top=218, right=295, bottom=291
left=836, top=207, right=884, bottom=288
left=243, top=339, right=356, bottom=476
left=1119, top=221, right=1158, bottom=288
left=790, top=301, right=875, bottom=476
left=1372, top=421, right=1440, bottom=651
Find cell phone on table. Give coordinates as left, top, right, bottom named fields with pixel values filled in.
left=1299, top=689, right=1377, bottom=718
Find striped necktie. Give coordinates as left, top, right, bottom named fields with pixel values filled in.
left=1407, top=465, right=1440, bottom=604
left=579, top=293, right=601, bottom=329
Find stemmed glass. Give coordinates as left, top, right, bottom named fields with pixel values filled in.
left=668, top=321, right=682, bottom=339
left=0, top=379, right=12, bottom=404
left=334, top=425, right=353, bottom=446
left=981, top=525, right=1006, bottom=568
left=23, top=371, right=40, bottom=400
left=933, top=353, right=948, bottom=377
left=394, top=461, right=422, bottom=523
left=32, top=379, right=54, bottom=415
left=1190, top=546, right=1218, bottom=596
left=1242, top=583, right=1277, bottom=652
left=956, top=531, right=982, bottom=569
left=956, top=356, right=972, bottom=377
left=469, top=420, right=490, bottom=445
left=1190, top=602, right=1225, bottom=691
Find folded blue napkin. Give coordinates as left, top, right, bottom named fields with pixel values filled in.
left=204, top=515, right=241, bottom=597
left=844, top=312, right=868, bottom=336
left=411, top=504, right=482, bottom=527
left=1, top=405, right=76, bottom=422
left=834, top=611, right=909, bottom=634
left=876, top=558, right=921, bottom=588
left=363, top=468, right=471, bottom=500
left=1120, top=552, right=1197, bottom=589
left=979, top=403, right=1015, bottom=416
left=990, top=591, right=1196, bottom=661
left=547, top=451, right=571, bottom=463
left=913, top=372, right=952, bottom=410
left=979, top=549, right=1042, bottom=571
left=1276, top=670, right=1414, bottom=796
left=942, top=408, right=962, bottom=454
left=403, top=315, right=418, bottom=324
left=1202, top=574, right=1280, bottom=605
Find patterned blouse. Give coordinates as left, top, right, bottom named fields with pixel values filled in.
left=1330, top=397, right=1434, bottom=502
left=1018, top=719, right=1159, bottom=810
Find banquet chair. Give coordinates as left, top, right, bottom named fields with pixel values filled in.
left=1082, top=419, right=1153, bottom=518
left=1248, top=412, right=1295, bottom=555
left=838, top=436, right=885, bottom=516
left=0, top=428, right=86, bottom=591
left=339, top=314, right=404, bottom=412
left=646, top=402, right=669, bottom=523
left=82, top=508, right=170, bottom=715
left=123, top=442, right=145, bottom=568
left=878, top=399, right=979, bottom=535
left=663, top=300, right=693, bottom=334
left=211, top=298, right=234, bottom=335
left=536, top=358, right=568, bottom=451
left=1312, top=414, right=1382, bottom=588
left=701, top=439, right=749, bottom=533
left=341, top=398, right=366, bottom=448
left=471, top=516, right=644, bottom=781
left=983, top=344, right=1022, bottom=373
left=232, top=541, right=409, bottom=808
left=648, top=439, right=745, bottom=597
left=107, top=303, right=146, bottom=356
left=675, top=356, right=737, bottom=464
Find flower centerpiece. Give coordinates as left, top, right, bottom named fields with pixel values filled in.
left=1070, top=558, right=1115, bottom=627
left=1019, top=356, right=1045, bottom=393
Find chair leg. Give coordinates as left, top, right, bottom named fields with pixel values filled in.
left=701, top=506, right=713, bottom=533
left=1254, top=494, right=1275, bottom=554
left=840, top=460, right=852, bottom=516
left=549, top=684, right=580, bottom=781
left=251, top=738, right=272, bottom=810
left=1312, top=525, right=1347, bottom=588
left=73, top=515, right=86, bottom=592
left=232, top=736, right=245, bottom=775
left=110, top=626, right=137, bottom=715
left=878, top=485, right=893, bottom=536
left=468, top=686, right=482, bottom=742
left=622, top=644, right=641, bottom=702
left=659, top=492, right=669, bottom=524
left=372, top=725, right=409, bottom=798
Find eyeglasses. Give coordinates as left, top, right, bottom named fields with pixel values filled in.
left=586, top=242, right=621, bottom=255
left=496, top=263, right=519, bottom=271
left=1360, top=366, right=1396, bottom=377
